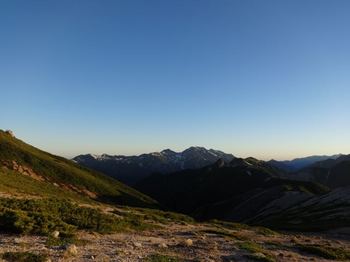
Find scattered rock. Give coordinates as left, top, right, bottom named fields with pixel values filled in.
left=2, top=160, right=45, bottom=181
left=14, top=238, right=22, bottom=244
left=65, top=244, right=78, bottom=256
left=158, top=243, right=168, bottom=248
left=133, top=242, right=142, bottom=248
left=5, top=130, right=15, bottom=138
left=253, top=252, right=267, bottom=259
left=51, top=230, right=60, bottom=238
left=291, top=237, right=299, bottom=243
left=184, top=239, right=193, bottom=246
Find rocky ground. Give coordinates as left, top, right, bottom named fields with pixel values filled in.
left=1, top=221, right=350, bottom=262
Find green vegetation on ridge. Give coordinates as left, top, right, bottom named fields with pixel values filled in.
left=0, top=197, right=154, bottom=235
left=0, top=130, right=157, bottom=208
left=297, top=244, right=350, bottom=260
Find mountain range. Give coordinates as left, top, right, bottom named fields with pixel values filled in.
left=283, top=154, right=350, bottom=189
left=268, top=154, right=343, bottom=172
left=2, top=129, right=350, bottom=232
left=74, top=147, right=347, bottom=186
left=3, top=129, right=350, bottom=260
left=73, top=147, right=234, bottom=185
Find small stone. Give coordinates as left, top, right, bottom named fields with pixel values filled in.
left=65, top=244, right=78, bottom=256
left=51, top=230, right=60, bottom=238
left=158, top=243, right=168, bottom=248
left=133, top=242, right=142, bottom=248
left=253, top=253, right=266, bottom=259
left=184, top=239, right=193, bottom=246
left=291, top=237, right=299, bottom=243
left=14, top=238, right=22, bottom=244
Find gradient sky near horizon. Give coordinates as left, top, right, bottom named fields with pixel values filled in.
left=1, top=0, right=350, bottom=160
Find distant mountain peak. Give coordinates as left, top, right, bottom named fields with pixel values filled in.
left=160, top=149, right=177, bottom=155
left=183, top=146, right=208, bottom=153
left=74, top=146, right=235, bottom=185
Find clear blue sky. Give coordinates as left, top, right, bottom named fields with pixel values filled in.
left=1, top=0, right=350, bottom=160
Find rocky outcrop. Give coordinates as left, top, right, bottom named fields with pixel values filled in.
left=1, top=160, right=45, bottom=181
left=5, top=130, right=15, bottom=138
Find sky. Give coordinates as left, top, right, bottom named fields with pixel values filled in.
left=1, top=0, right=350, bottom=160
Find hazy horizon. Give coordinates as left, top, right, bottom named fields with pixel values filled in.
left=2, top=129, right=347, bottom=161
left=2, top=0, right=350, bottom=160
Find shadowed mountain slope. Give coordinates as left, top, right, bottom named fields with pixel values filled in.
left=136, top=158, right=329, bottom=225
left=286, top=155, right=350, bottom=189
left=268, top=154, right=343, bottom=172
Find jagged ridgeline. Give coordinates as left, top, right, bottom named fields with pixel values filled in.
left=0, top=130, right=157, bottom=208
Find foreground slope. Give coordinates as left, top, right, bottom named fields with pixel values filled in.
left=0, top=130, right=156, bottom=208
left=3, top=218, right=350, bottom=262
left=2, top=131, right=350, bottom=261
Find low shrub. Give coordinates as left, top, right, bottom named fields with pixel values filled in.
left=146, top=254, right=182, bottom=262
left=0, top=198, right=152, bottom=235
left=2, top=251, right=47, bottom=262
left=297, top=244, right=350, bottom=260
left=238, top=242, right=276, bottom=262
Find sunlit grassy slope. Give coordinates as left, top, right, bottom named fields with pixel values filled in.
left=0, top=130, right=157, bottom=208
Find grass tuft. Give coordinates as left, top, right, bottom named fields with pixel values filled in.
left=238, top=242, right=276, bottom=262
left=146, top=254, right=182, bottom=262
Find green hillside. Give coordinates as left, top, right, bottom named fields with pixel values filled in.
left=0, top=130, right=157, bottom=208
